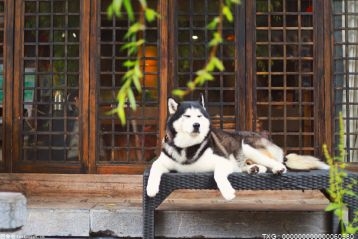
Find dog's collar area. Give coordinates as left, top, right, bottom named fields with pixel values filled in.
left=162, top=132, right=210, bottom=165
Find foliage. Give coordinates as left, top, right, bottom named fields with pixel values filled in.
left=107, top=0, right=159, bottom=125
left=108, top=0, right=240, bottom=124
left=172, top=0, right=240, bottom=98
left=323, top=112, right=358, bottom=234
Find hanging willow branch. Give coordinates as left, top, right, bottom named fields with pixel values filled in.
left=107, top=0, right=239, bottom=124
left=107, top=0, right=159, bottom=125
left=172, top=0, right=240, bottom=98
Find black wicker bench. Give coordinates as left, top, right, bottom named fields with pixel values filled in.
left=142, top=168, right=358, bottom=238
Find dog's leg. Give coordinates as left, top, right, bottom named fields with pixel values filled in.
left=146, top=153, right=171, bottom=197
left=242, top=141, right=287, bottom=174
left=265, top=141, right=285, bottom=163
left=213, top=157, right=236, bottom=200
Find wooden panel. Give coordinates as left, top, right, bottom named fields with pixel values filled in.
left=12, top=0, right=24, bottom=171
left=159, top=0, right=168, bottom=145
left=314, top=0, right=325, bottom=156
left=246, top=0, right=255, bottom=131
left=0, top=173, right=142, bottom=196
left=323, top=0, right=333, bottom=153
left=80, top=0, right=91, bottom=172
left=3, top=0, right=14, bottom=172
left=89, top=0, right=99, bottom=173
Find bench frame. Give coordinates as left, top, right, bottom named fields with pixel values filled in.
left=143, top=168, right=358, bottom=238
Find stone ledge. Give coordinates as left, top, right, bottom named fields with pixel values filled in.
left=0, top=192, right=27, bottom=231
left=1, top=192, right=332, bottom=238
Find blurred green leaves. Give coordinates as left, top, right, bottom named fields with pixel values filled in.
left=107, top=0, right=158, bottom=125
left=108, top=0, right=240, bottom=124
left=172, top=0, right=240, bottom=98
left=323, top=112, right=358, bottom=235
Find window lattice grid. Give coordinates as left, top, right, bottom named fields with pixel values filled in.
left=333, top=0, right=358, bottom=162
left=22, top=0, right=80, bottom=162
left=98, top=0, right=159, bottom=163
left=255, top=0, right=314, bottom=154
left=174, top=0, right=237, bottom=130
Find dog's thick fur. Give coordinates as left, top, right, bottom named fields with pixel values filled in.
left=146, top=96, right=329, bottom=200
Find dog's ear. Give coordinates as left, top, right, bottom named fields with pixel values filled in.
left=168, top=97, right=179, bottom=115
left=199, top=93, right=206, bottom=109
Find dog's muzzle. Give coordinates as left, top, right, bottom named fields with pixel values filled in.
left=193, top=123, right=200, bottom=133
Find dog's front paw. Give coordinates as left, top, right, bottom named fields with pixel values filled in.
left=146, top=184, right=159, bottom=197
left=272, top=164, right=287, bottom=175
left=248, top=164, right=267, bottom=174
left=220, top=187, right=236, bottom=201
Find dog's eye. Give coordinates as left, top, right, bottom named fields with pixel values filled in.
left=197, top=115, right=202, bottom=118
left=183, top=115, right=190, bottom=118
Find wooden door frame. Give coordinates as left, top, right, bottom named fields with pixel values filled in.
left=1, top=0, right=335, bottom=173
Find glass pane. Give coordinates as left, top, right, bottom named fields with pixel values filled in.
left=256, top=0, right=315, bottom=154
left=333, top=0, right=358, bottom=162
left=173, top=0, right=237, bottom=130
left=22, top=0, right=80, bottom=162
left=98, top=0, right=159, bottom=163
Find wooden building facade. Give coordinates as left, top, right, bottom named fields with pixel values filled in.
left=0, top=0, right=357, bottom=174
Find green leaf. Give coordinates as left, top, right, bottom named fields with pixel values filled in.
left=187, top=81, right=196, bottom=90
left=325, top=203, right=340, bottom=212
left=107, top=0, right=123, bottom=17
left=123, top=60, right=138, bottom=68
left=145, top=8, right=158, bottom=22
left=230, top=0, right=241, bottom=4
left=207, top=17, right=220, bottom=30
left=117, top=106, right=126, bottom=125
left=127, top=88, right=137, bottom=110
left=344, top=190, right=357, bottom=198
left=196, top=70, right=214, bottom=81
left=123, top=0, right=134, bottom=21
left=138, top=0, right=147, bottom=9
left=132, top=75, right=142, bottom=92
left=222, top=6, right=233, bottom=22
left=124, top=23, right=145, bottom=39
left=172, top=89, right=186, bottom=98
left=212, top=57, right=225, bottom=71
left=106, top=6, right=114, bottom=18
left=209, top=32, right=223, bottom=47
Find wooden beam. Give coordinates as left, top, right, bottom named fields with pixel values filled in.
left=80, top=0, right=91, bottom=172
left=3, top=0, right=15, bottom=172
left=0, top=173, right=142, bottom=196
left=158, top=0, right=168, bottom=148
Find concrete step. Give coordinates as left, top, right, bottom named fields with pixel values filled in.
left=2, top=191, right=332, bottom=238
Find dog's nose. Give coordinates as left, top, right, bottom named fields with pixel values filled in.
left=193, top=123, right=200, bottom=130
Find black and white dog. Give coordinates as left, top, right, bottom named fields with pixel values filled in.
left=146, top=96, right=329, bottom=200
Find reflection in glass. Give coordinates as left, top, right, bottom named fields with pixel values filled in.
left=22, top=0, right=80, bottom=162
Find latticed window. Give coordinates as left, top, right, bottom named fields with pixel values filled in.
left=173, top=0, right=238, bottom=130
left=97, top=0, right=159, bottom=165
left=173, top=0, right=317, bottom=155
left=255, top=0, right=315, bottom=154
left=333, top=0, right=358, bottom=162
left=0, top=0, right=357, bottom=173
left=10, top=0, right=81, bottom=172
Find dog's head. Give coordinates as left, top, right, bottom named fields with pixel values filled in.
left=166, top=94, right=210, bottom=148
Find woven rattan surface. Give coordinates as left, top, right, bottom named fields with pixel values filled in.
left=142, top=168, right=358, bottom=238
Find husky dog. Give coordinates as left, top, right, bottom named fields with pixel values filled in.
left=146, top=96, right=328, bottom=200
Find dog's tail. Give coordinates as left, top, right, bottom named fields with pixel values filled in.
left=284, top=153, right=329, bottom=170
